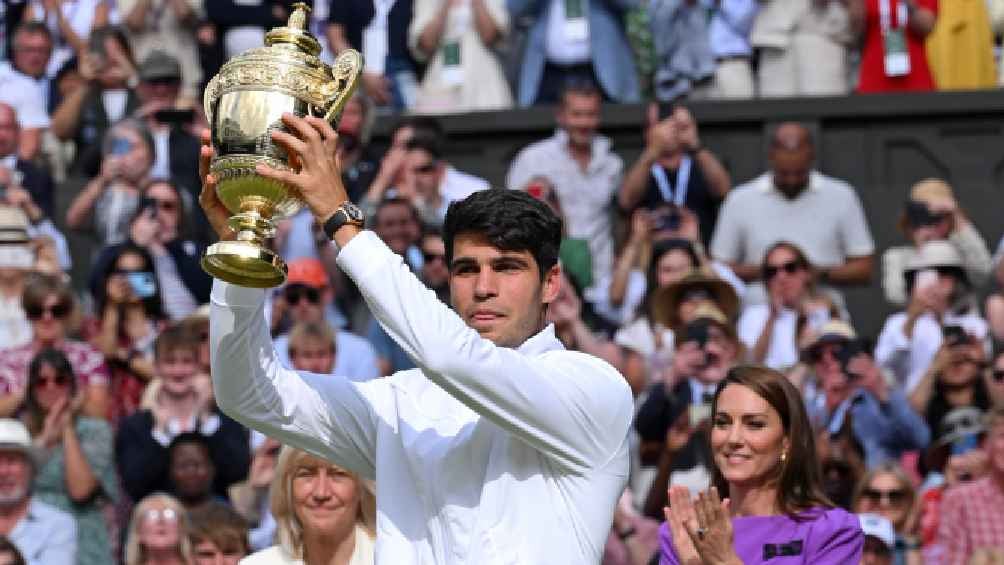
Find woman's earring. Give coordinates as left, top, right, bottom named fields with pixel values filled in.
left=780, top=452, right=787, bottom=463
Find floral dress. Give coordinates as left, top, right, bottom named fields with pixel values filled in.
left=32, top=417, right=119, bottom=565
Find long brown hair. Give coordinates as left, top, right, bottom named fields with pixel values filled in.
left=710, top=365, right=833, bottom=517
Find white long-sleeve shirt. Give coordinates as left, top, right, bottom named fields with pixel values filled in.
left=210, top=231, right=634, bottom=564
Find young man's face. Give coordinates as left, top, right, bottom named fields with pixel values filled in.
left=557, top=92, right=601, bottom=149
left=290, top=336, right=336, bottom=375
left=157, top=348, right=200, bottom=395
left=374, top=202, right=421, bottom=256
left=448, top=233, right=560, bottom=348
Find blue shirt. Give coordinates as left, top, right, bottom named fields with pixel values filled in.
left=10, top=499, right=77, bottom=565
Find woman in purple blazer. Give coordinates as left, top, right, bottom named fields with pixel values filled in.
left=660, top=365, right=864, bottom=565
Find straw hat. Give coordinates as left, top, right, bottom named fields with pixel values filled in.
left=0, top=418, right=37, bottom=466
left=0, top=206, right=29, bottom=244
left=909, top=178, right=956, bottom=207
left=652, top=269, right=739, bottom=329
left=905, top=240, right=964, bottom=274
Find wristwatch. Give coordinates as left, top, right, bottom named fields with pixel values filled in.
left=322, top=201, right=365, bottom=240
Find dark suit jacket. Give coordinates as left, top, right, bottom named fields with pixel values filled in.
left=13, top=158, right=54, bottom=218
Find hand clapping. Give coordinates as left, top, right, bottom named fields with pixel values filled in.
left=665, top=486, right=739, bottom=565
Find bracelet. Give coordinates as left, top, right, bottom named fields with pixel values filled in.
left=617, top=525, right=637, bottom=540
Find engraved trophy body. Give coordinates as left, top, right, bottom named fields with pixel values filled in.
left=202, top=3, right=362, bottom=287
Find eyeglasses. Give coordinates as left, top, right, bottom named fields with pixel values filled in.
left=423, top=252, right=446, bottom=264
left=764, top=260, right=804, bottom=280
left=25, top=302, right=71, bottom=320
left=142, top=507, right=179, bottom=523
left=35, top=374, right=70, bottom=388
left=283, top=284, right=320, bottom=305
left=862, top=488, right=907, bottom=506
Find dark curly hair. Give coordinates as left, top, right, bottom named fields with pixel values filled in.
left=443, top=189, right=562, bottom=280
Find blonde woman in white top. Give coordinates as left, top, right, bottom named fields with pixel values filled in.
left=408, top=0, right=513, bottom=113
left=241, top=446, right=375, bottom=565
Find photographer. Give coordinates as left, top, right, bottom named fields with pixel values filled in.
left=65, top=119, right=154, bottom=247
left=875, top=240, right=988, bottom=394
left=634, top=304, right=741, bottom=519
left=882, top=179, right=991, bottom=306
left=618, top=104, right=730, bottom=246
left=86, top=243, right=166, bottom=423
left=908, top=331, right=997, bottom=442
left=806, top=330, right=930, bottom=469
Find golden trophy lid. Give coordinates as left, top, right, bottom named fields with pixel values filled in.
left=264, top=2, right=321, bottom=57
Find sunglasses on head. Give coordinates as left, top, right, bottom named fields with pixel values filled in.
left=283, top=284, right=320, bottom=305
left=25, top=302, right=70, bottom=320
left=764, top=260, right=804, bottom=280
left=862, top=488, right=907, bottom=506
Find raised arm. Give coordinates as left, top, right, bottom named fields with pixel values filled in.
left=337, top=231, right=633, bottom=473
left=250, top=115, right=634, bottom=474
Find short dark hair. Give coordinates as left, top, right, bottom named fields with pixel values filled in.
left=443, top=189, right=562, bottom=279
left=405, top=133, right=443, bottom=161
left=559, top=78, right=601, bottom=107
left=390, top=116, right=444, bottom=145
left=154, top=324, right=200, bottom=363
left=13, top=21, right=52, bottom=44
left=168, top=432, right=213, bottom=463
left=188, top=501, right=249, bottom=556
left=373, top=197, right=421, bottom=227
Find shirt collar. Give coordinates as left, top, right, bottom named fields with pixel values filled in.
left=517, top=324, right=565, bottom=356
left=553, top=129, right=611, bottom=166
left=759, top=170, right=823, bottom=195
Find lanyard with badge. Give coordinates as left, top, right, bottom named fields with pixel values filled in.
left=650, top=156, right=692, bottom=207
left=441, top=0, right=471, bottom=86
left=879, top=0, right=911, bottom=77
left=363, top=0, right=397, bottom=75
left=563, top=0, right=589, bottom=42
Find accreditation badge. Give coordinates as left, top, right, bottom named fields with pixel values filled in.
left=882, top=28, right=910, bottom=77
left=441, top=41, right=463, bottom=86
left=563, top=0, right=589, bottom=42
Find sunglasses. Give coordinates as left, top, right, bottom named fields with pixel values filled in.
left=283, top=284, right=320, bottom=305
left=764, top=260, right=804, bottom=280
left=35, top=374, right=70, bottom=388
left=993, top=370, right=1004, bottom=382
left=25, top=302, right=70, bottom=320
left=141, top=197, right=179, bottom=213
left=862, top=488, right=907, bottom=506
left=413, top=162, right=437, bottom=174
left=423, top=252, right=446, bottom=264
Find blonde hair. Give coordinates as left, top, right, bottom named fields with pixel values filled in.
left=270, top=447, right=376, bottom=559
left=124, top=493, right=192, bottom=565
left=851, top=462, right=917, bottom=532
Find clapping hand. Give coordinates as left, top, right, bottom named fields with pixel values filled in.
left=665, top=486, right=739, bottom=565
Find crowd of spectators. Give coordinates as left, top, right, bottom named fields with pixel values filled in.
left=0, top=0, right=999, bottom=564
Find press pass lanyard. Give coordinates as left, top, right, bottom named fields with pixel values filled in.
left=879, top=0, right=911, bottom=77
left=650, top=155, right=692, bottom=206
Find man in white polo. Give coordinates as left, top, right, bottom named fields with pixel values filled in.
left=201, top=114, right=633, bottom=563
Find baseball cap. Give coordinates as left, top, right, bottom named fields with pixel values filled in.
left=286, top=258, right=329, bottom=289
left=138, top=50, right=182, bottom=82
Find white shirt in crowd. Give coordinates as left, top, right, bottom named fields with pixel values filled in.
left=737, top=305, right=800, bottom=370
left=711, top=170, right=875, bottom=269
left=544, top=0, right=590, bottom=64
left=874, top=309, right=988, bottom=393
left=210, top=230, right=634, bottom=564
left=507, top=129, right=623, bottom=290
left=707, top=0, right=759, bottom=58
left=0, top=63, right=49, bottom=130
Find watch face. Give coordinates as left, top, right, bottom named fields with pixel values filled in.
left=344, top=203, right=364, bottom=222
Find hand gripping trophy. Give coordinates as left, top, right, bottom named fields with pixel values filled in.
left=201, top=2, right=363, bottom=287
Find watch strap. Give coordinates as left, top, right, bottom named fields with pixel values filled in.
left=322, top=203, right=363, bottom=240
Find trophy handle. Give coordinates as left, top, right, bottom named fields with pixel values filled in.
left=321, top=50, right=364, bottom=123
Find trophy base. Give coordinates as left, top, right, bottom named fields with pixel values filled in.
left=202, top=240, right=288, bottom=288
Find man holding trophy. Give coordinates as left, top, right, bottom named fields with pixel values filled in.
left=200, top=5, right=633, bottom=563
